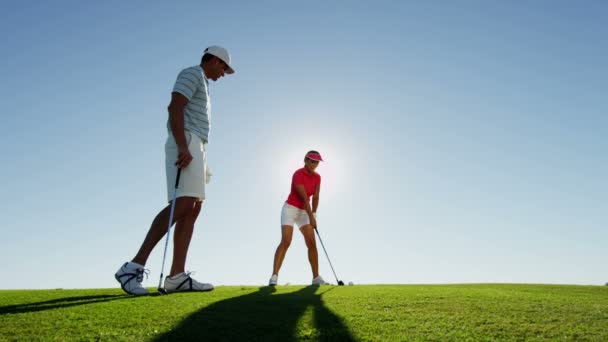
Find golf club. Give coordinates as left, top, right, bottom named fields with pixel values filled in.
left=314, top=227, right=345, bottom=286
left=157, top=168, right=181, bottom=295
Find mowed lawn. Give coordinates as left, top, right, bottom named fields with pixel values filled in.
left=1, top=284, right=607, bottom=341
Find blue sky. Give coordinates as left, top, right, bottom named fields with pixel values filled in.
left=1, top=1, right=606, bottom=289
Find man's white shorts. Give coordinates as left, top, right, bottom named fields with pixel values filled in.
left=280, top=202, right=312, bottom=228
left=165, top=131, right=207, bottom=202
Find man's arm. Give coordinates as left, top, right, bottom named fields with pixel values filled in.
left=167, top=92, right=192, bottom=168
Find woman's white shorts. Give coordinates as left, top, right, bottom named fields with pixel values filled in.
left=165, top=131, right=207, bottom=202
left=280, top=202, right=312, bottom=228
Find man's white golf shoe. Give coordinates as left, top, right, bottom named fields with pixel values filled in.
left=115, top=262, right=150, bottom=295
left=164, top=272, right=214, bottom=293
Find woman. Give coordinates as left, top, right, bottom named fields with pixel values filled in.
left=269, top=150, right=330, bottom=286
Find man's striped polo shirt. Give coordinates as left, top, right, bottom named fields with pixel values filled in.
left=168, top=65, right=211, bottom=143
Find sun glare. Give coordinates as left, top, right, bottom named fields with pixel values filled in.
left=262, top=107, right=355, bottom=204
left=271, top=140, right=348, bottom=202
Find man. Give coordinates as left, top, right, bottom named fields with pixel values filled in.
left=115, top=46, right=235, bottom=295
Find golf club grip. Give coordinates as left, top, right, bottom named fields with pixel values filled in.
left=175, top=168, right=182, bottom=188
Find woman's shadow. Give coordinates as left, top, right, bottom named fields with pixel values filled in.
left=155, top=285, right=355, bottom=341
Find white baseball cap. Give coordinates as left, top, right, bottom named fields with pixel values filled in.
left=204, top=46, right=235, bottom=74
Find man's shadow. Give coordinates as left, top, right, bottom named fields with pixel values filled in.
left=155, top=285, right=356, bottom=341
left=0, top=294, right=129, bottom=315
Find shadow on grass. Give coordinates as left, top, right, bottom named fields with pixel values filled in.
left=155, top=285, right=355, bottom=341
left=0, top=294, right=130, bottom=315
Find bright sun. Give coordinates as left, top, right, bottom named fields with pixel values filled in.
left=271, top=140, right=349, bottom=202
left=262, top=107, right=356, bottom=204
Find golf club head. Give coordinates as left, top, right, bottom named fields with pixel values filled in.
left=157, top=287, right=169, bottom=295
left=338, top=280, right=344, bottom=286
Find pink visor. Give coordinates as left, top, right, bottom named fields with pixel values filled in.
left=305, top=152, right=323, bottom=161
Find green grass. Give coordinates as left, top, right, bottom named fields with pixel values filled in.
left=1, top=284, right=607, bottom=341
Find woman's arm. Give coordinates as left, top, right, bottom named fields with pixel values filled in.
left=295, top=184, right=317, bottom=228
left=312, top=183, right=320, bottom=214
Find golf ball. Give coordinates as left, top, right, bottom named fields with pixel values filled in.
left=348, top=281, right=353, bottom=286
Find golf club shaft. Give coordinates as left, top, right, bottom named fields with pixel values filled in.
left=157, top=168, right=182, bottom=290
left=315, top=228, right=340, bottom=284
